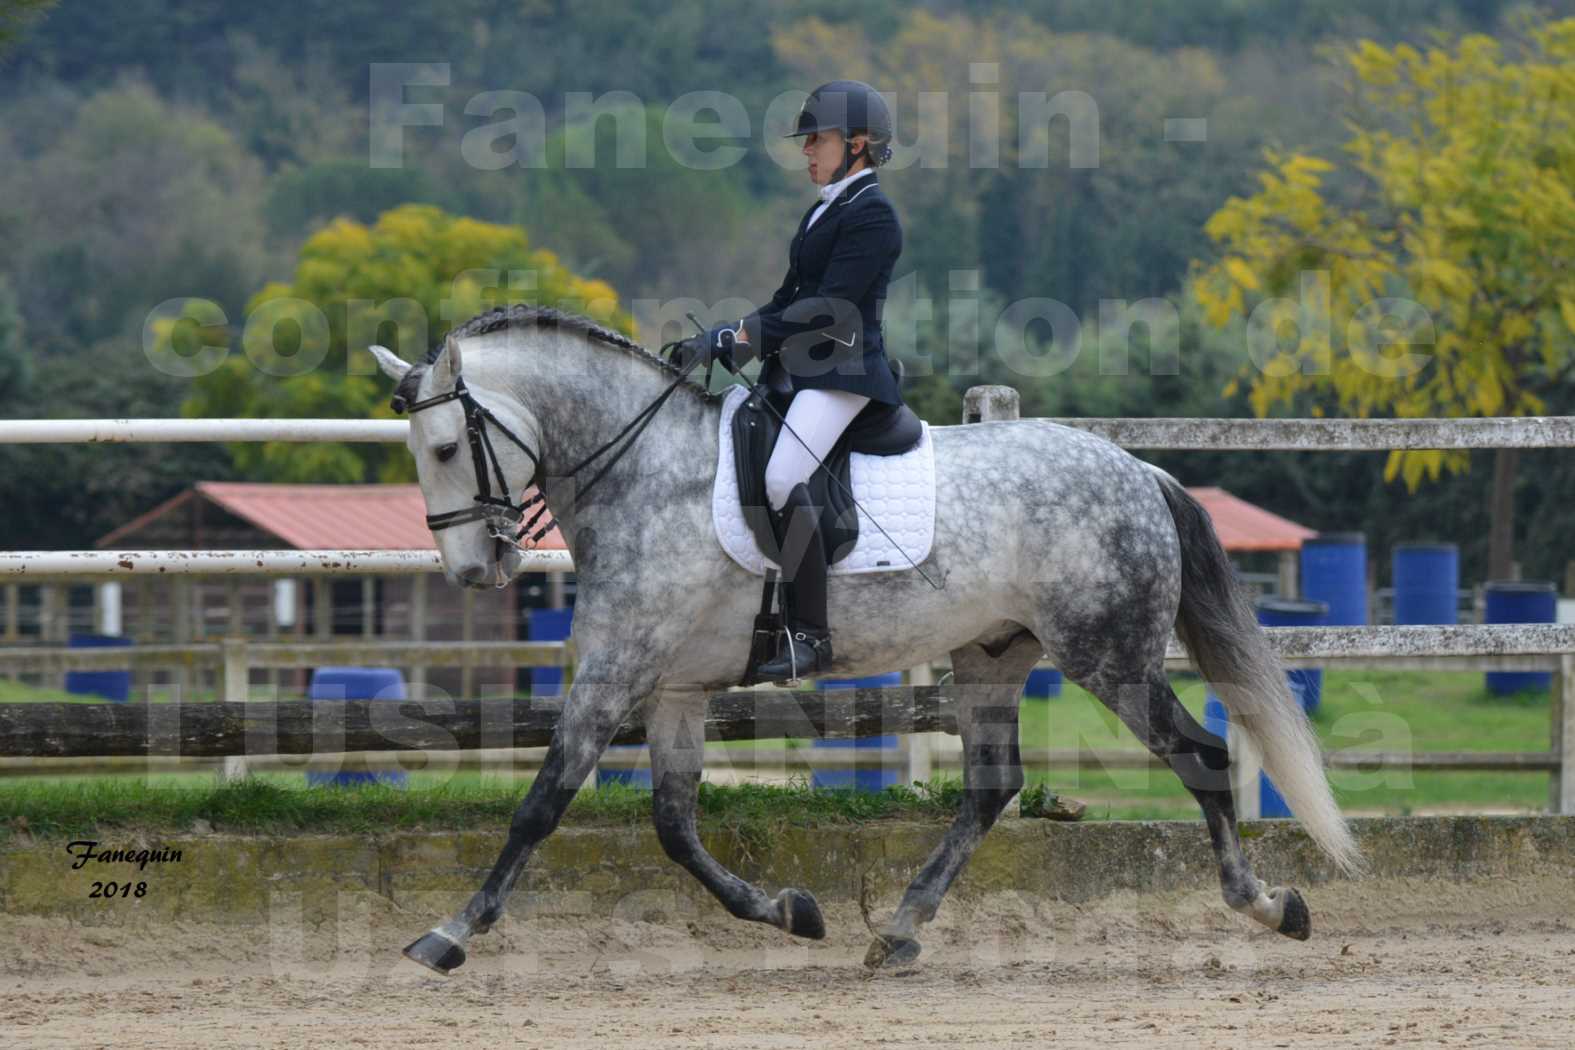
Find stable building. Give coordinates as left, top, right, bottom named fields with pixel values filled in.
left=6, top=480, right=1311, bottom=701
left=89, top=482, right=571, bottom=699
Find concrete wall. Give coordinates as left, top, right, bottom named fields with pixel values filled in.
left=4, top=816, right=1573, bottom=926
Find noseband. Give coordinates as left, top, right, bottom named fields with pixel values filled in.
left=393, top=343, right=703, bottom=552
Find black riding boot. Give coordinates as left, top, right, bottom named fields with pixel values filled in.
left=757, top=482, right=833, bottom=682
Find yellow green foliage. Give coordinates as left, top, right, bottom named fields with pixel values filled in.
left=168, top=204, right=631, bottom=481
left=1193, top=16, right=1575, bottom=491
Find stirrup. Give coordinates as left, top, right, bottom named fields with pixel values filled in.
left=760, top=625, right=833, bottom=684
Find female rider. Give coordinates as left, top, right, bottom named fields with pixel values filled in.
left=676, top=80, right=906, bottom=680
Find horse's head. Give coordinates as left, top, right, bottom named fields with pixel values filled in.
left=371, top=336, right=543, bottom=589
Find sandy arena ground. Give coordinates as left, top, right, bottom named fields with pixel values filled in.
left=4, top=873, right=1574, bottom=1048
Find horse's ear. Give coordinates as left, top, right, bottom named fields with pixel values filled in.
left=368, top=345, right=411, bottom=382
left=434, top=333, right=463, bottom=384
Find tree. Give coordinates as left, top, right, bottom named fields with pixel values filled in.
left=514, top=101, right=762, bottom=309
left=0, top=340, right=236, bottom=551
left=0, top=0, right=55, bottom=55
left=1192, top=15, right=1575, bottom=578
left=175, top=203, right=633, bottom=482
left=0, top=75, right=272, bottom=353
left=264, top=160, right=458, bottom=237
left=0, top=275, right=27, bottom=403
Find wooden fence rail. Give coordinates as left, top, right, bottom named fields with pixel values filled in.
left=2, top=628, right=1572, bottom=811
left=0, top=688, right=958, bottom=759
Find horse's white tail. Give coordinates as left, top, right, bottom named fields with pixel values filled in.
left=1152, top=467, right=1364, bottom=875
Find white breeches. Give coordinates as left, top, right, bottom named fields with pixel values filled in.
left=764, top=388, right=872, bottom=512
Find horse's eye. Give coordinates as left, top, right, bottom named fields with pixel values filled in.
left=435, top=443, right=459, bottom=463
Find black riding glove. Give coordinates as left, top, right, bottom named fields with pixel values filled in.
left=671, top=323, right=742, bottom=374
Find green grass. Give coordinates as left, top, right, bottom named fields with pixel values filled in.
left=0, top=668, right=1558, bottom=832
left=0, top=774, right=974, bottom=847
left=1020, top=670, right=1553, bottom=817
left=1, top=677, right=96, bottom=702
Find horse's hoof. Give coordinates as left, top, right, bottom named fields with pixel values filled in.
left=403, top=927, right=467, bottom=975
left=1275, top=888, right=1311, bottom=941
left=863, top=933, right=921, bottom=969
left=775, top=888, right=826, bottom=940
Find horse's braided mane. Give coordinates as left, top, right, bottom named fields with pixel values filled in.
left=394, top=304, right=720, bottom=407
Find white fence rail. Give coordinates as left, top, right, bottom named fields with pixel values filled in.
left=4, top=415, right=1570, bottom=449
left=3, top=410, right=1574, bottom=816
left=1046, top=415, right=1575, bottom=449
left=0, top=419, right=407, bottom=443
left=0, top=548, right=572, bottom=577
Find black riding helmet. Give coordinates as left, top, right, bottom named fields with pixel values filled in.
left=786, top=79, right=894, bottom=181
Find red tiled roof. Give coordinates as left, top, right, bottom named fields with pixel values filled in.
left=98, top=481, right=1293, bottom=556
left=101, top=482, right=565, bottom=551
left=1187, top=487, right=1314, bottom=552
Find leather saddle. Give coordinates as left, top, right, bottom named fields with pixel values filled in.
left=730, top=359, right=923, bottom=566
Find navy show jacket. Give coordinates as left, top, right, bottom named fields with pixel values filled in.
left=739, top=170, right=905, bottom=406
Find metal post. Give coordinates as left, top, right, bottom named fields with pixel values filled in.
left=293, top=577, right=307, bottom=695
left=134, top=580, right=151, bottom=699
left=191, top=580, right=207, bottom=698
left=1278, top=550, right=1299, bottom=599
left=39, top=584, right=61, bottom=691
left=220, top=636, right=250, bottom=783
left=37, top=584, right=55, bottom=642
left=314, top=578, right=333, bottom=640
left=962, top=385, right=1020, bottom=425
left=265, top=580, right=280, bottom=692
left=901, top=663, right=935, bottom=786
left=410, top=573, right=428, bottom=697
left=2, top=584, right=16, bottom=681
left=360, top=576, right=375, bottom=637
left=226, top=578, right=243, bottom=636
left=1553, top=654, right=1575, bottom=815
left=136, top=580, right=151, bottom=642
left=461, top=588, right=476, bottom=700
left=171, top=578, right=192, bottom=702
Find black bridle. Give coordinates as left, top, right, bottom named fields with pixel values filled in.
left=393, top=339, right=708, bottom=551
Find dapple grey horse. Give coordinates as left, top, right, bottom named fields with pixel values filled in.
left=370, top=305, right=1362, bottom=976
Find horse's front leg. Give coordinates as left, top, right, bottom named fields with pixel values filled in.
left=403, top=658, right=656, bottom=976
left=647, top=687, right=826, bottom=939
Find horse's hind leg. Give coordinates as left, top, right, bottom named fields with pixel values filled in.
left=1077, top=667, right=1311, bottom=940
left=864, top=629, right=1042, bottom=969
left=646, top=688, right=826, bottom=939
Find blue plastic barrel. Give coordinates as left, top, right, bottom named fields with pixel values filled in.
left=1023, top=666, right=1063, bottom=699
left=1299, top=532, right=1364, bottom=719
left=527, top=607, right=575, bottom=698
left=1392, top=543, right=1459, bottom=626
left=1257, top=596, right=1328, bottom=715
left=1301, top=533, right=1367, bottom=628
left=65, top=633, right=133, bottom=703
left=306, top=667, right=409, bottom=788
left=1484, top=581, right=1557, bottom=696
left=812, top=672, right=902, bottom=791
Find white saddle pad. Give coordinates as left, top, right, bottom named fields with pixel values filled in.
left=711, top=384, right=936, bottom=576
